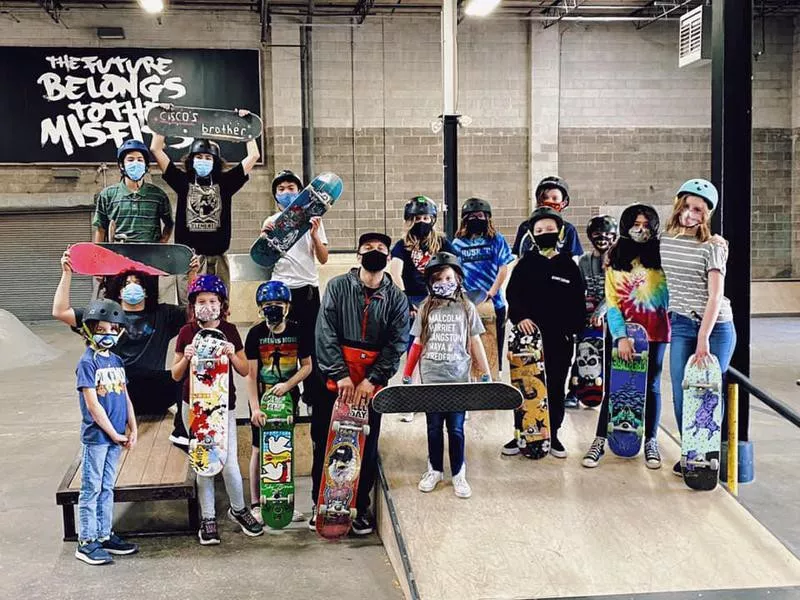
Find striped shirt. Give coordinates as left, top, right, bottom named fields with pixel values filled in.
left=93, top=182, right=173, bottom=242
left=660, top=234, right=733, bottom=322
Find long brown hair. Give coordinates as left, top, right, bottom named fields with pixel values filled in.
left=665, top=195, right=712, bottom=242
left=418, top=268, right=474, bottom=351
left=403, top=219, right=443, bottom=254
left=456, top=216, right=497, bottom=239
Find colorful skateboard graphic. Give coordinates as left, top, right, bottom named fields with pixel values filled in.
left=316, top=398, right=369, bottom=540
left=570, top=325, right=605, bottom=407
left=507, top=323, right=550, bottom=459
left=250, top=172, right=343, bottom=269
left=260, top=392, right=295, bottom=528
left=188, top=329, right=229, bottom=477
left=146, top=104, right=263, bottom=142
left=681, top=355, right=723, bottom=491
left=69, top=242, right=167, bottom=276
left=607, top=323, right=649, bottom=458
left=98, top=243, right=193, bottom=275
left=373, top=382, right=522, bottom=414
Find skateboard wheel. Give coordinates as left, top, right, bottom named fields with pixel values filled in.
left=191, top=356, right=198, bottom=367
left=570, top=377, right=578, bottom=387
left=220, top=355, right=229, bottom=365
left=286, top=415, right=294, bottom=426
left=287, top=493, right=294, bottom=504
left=363, top=424, right=371, bottom=437
left=680, top=457, right=687, bottom=468
left=712, top=382, right=722, bottom=393
left=681, top=380, right=689, bottom=390
left=709, top=458, right=720, bottom=470
left=319, top=503, right=327, bottom=514
left=332, top=421, right=341, bottom=432
left=260, top=495, right=266, bottom=505
left=606, top=423, right=613, bottom=435
left=594, top=377, right=603, bottom=386
left=349, top=508, right=357, bottom=520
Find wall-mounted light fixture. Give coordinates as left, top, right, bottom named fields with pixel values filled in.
left=96, top=27, right=125, bottom=39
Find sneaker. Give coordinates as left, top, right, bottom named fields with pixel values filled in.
left=501, top=438, right=520, bottom=456
left=292, top=509, right=305, bottom=522
left=198, top=518, right=220, bottom=545
left=400, top=413, right=415, bottom=423
left=307, top=506, right=317, bottom=530
left=168, top=434, right=189, bottom=446
left=673, top=460, right=683, bottom=477
left=75, top=540, right=113, bottom=565
left=550, top=436, right=568, bottom=459
left=351, top=513, right=375, bottom=536
left=582, top=437, right=605, bottom=468
left=418, top=466, right=444, bottom=492
left=228, top=507, right=264, bottom=537
left=99, top=532, right=139, bottom=555
left=464, top=411, right=470, bottom=421
left=564, top=393, right=579, bottom=409
left=644, top=438, right=662, bottom=469
left=452, top=465, right=472, bottom=499
left=250, top=504, right=264, bottom=526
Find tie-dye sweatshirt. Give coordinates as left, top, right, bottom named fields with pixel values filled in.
left=605, top=258, right=670, bottom=342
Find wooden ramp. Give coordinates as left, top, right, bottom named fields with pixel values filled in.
left=376, top=406, right=800, bottom=599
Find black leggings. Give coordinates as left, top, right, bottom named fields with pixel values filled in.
left=125, top=368, right=184, bottom=434
left=288, top=285, right=325, bottom=407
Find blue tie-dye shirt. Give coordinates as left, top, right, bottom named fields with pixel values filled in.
left=451, top=233, right=515, bottom=309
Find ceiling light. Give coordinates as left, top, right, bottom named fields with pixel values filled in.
left=138, top=0, right=164, bottom=14
left=464, top=0, right=501, bottom=17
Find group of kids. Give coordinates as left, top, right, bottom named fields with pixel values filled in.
left=57, top=134, right=736, bottom=566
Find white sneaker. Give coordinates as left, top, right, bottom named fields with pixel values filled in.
left=464, top=411, right=470, bottom=421
left=452, top=465, right=472, bottom=499
left=169, top=434, right=189, bottom=446
left=292, top=509, right=304, bottom=522
left=401, top=413, right=415, bottom=423
left=418, top=466, right=444, bottom=492
left=250, top=505, right=264, bottom=526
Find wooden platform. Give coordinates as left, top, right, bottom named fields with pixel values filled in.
left=376, top=406, right=800, bottom=599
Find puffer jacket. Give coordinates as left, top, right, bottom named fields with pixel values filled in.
left=316, top=268, right=410, bottom=387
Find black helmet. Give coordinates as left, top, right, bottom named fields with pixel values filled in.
left=189, top=139, right=221, bottom=161
left=535, top=176, right=570, bottom=206
left=404, top=196, right=438, bottom=222
left=587, top=215, right=618, bottom=237
left=272, top=170, right=303, bottom=198
left=461, top=197, right=492, bottom=218
left=83, top=299, right=127, bottom=326
left=424, top=251, right=463, bottom=279
left=619, top=203, right=660, bottom=237
left=528, top=206, right=564, bottom=232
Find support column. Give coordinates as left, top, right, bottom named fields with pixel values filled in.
left=442, top=0, right=458, bottom=240
left=300, top=4, right=315, bottom=184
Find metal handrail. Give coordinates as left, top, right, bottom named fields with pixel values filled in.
left=727, top=367, right=800, bottom=429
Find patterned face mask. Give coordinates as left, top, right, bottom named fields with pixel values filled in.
left=628, top=226, right=651, bottom=243
left=92, top=332, right=121, bottom=349
left=195, top=304, right=221, bottom=322
left=431, top=280, right=458, bottom=298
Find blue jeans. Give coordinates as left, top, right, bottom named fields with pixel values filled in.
left=78, top=442, right=122, bottom=542
left=426, top=411, right=465, bottom=475
left=669, top=312, right=737, bottom=435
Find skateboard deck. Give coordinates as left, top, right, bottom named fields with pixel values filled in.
left=188, top=329, right=229, bottom=477
left=607, top=323, right=649, bottom=458
left=373, top=382, right=521, bottom=414
left=259, top=392, right=295, bottom=528
left=146, top=105, right=263, bottom=142
left=570, top=325, right=605, bottom=407
left=470, top=299, right=500, bottom=381
left=250, top=172, right=343, bottom=269
left=69, top=242, right=167, bottom=276
left=507, top=323, right=550, bottom=459
left=316, top=398, right=369, bottom=540
left=98, top=243, right=192, bottom=275
left=681, top=355, right=723, bottom=491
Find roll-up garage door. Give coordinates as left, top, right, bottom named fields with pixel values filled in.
left=0, top=208, right=94, bottom=321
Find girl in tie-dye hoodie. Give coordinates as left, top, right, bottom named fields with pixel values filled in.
left=581, top=203, right=670, bottom=471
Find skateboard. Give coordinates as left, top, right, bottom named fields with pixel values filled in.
left=98, top=243, right=192, bottom=275
left=373, top=382, right=521, bottom=414
left=570, top=325, right=605, bottom=407
left=250, top=172, right=343, bottom=269
left=469, top=299, right=500, bottom=381
left=146, top=105, right=263, bottom=142
left=316, top=398, right=370, bottom=540
left=681, top=355, right=723, bottom=491
left=607, top=323, right=649, bottom=458
left=188, top=329, right=229, bottom=477
left=259, top=391, right=295, bottom=528
left=69, top=242, right=167, bottom=276
left=507, top=323, right=550, bottom=459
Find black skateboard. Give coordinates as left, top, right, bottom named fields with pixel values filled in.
left=98, top=243, right=193, bottom=275
left=146, top=105, right=263, bottom=142
left=373, top=382, right=522, bottom=414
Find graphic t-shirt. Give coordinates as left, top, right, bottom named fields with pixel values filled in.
left=245, top=321, right=313, bottom=393
left=409, top=299, right=484, bottom=384
left=76, top=348, right=128, bottom=444
left=391, top=236, right=456, bottom=297
left=163, top=161, right=249, bottom=256
left=451, top=234, right=514, bottom=309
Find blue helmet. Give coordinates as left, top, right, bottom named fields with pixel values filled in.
left=116, top=139, right=151, bottom=164
left=256, top=281, right=291, bottom=304
left=677, top=178, right=718, bottom=213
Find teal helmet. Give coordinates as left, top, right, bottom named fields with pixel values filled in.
left=677, top=178, right=718, bottom=213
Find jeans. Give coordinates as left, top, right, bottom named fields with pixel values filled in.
left=426, top=411, right=466, bottom=475
left=183, top=408, right=246, bottom=519
left=78, top=442, right=122, bottom=542
left=669, top=312, right=737, bottom=435
left=177, top=254, right=230, bottom=305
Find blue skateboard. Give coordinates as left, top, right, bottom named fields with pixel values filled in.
left=607, top=323, right=649, bottom=458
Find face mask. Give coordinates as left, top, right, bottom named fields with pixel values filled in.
left=360, top=249, right=388, bottom=273
left=121, top=283, right=145, bottom=305
left=410, top=222, right=433, bottom=239
left=539, top=200, right=563, bottom=213
left=124, top=162, right=146, bottom=182
left=193, top=158, right=214, bottom=178
left=194, top=304, right=221, bottom=323
left=92, top=332, right=120, bottom=349
left=590, top=233, right=616, bottom=252
left=262, top=304, right=286, bottom=327
left=534, top=232, right=560, bottom=250
left=679, top=209, right=701, bottom=228
left=276, top=191, right=297, bottom=209
left=431, top=280, right=458, bottom=298
left=628, top=226, right=652, bottom=243
left=465, top=219, right=488, bottom=235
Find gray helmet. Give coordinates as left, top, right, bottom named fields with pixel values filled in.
left=83, top=299, right=127, bottom=326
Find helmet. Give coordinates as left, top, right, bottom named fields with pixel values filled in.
left=619, top=203, right=660, bottom=237
left=116, top=139, right=151, bottom=164
left=587, top=215, right=619, bottom=237
left=404, top=196, right=438, bottom=222
left=528, top=206, right=564, bottom=232
left=461, top=197, right=492, bottom=218
left=83, top=299, right=127, bottom=326
left=189, top=139, right=221, bottom=161
left=272, top=170, right=304, bottom=198
left=424, top=251, right=463, bottom=279
left=535, top=176, right=570, bottom=206
left=256, top=281, right=291, bottom=304
left=677, top=178, right=718, bottom=212
left=187, top=275, right=228, bottom=301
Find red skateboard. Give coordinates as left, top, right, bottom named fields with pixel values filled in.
left=69, top=242, right=167, bottom=276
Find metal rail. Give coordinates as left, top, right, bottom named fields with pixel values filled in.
left=727, top=367, right=800, bottom=430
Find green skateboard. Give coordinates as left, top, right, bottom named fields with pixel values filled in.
left=259, top=392, right=295, bottom=529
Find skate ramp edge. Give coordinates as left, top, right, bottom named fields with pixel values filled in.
left=0, top=309, right=62, bottom=371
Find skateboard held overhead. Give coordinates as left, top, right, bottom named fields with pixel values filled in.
left=260, top=391, right=295, bottom=528
left=98, top=243, right=193, bottom=275
left=680, top=354, right=723, bottom=491
left=146, top=105, right=263, bottom=142
left=373, top=381, right=521, bottom=414
left=69, top=242, right=168, bottom=276
left=607, top=323, right=649, bottom=458
left=507, top=323, right=550, bottom=459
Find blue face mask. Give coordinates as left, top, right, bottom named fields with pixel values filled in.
left=193, top=157, right=214, bottom=178
left=276, top=191, right=297, bottom=209
left=121, top=283, right=145, bottom=305
left=124, top=161, right=146, bottom=182
left=92, top=332, right=120, bottom=349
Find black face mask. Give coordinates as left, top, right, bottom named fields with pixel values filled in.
left=534, top=232, right=560, bottom=251
left=262, top=304, right=285, bottom=327
left=590, top=232, right=616, bottom=252
left=360, top=250, right=388, bottom=273
left=410, top=222, right=433, bottom=239
left=465, top=219, right=488, bottom=235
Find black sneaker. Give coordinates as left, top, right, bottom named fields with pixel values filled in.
left=308, top=506, right=317, bottom=531
left=501, top=438, right=520, bottom=456
left=673, top=460, right=683, bottom=477
left=100, top=532, right=139, bottom=555
left=644, top=438, right=662, bottom=469
left=198, top=518, right=220, bottom=545
left=351, top=513, right=374, bottom=536
left=564, top=393, right=579, bottom=409
left=550, top=436, right=567, bottom=459
left=582, top=437, right=605, bottom=468
left=228, top=507, right=264, bottom=537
